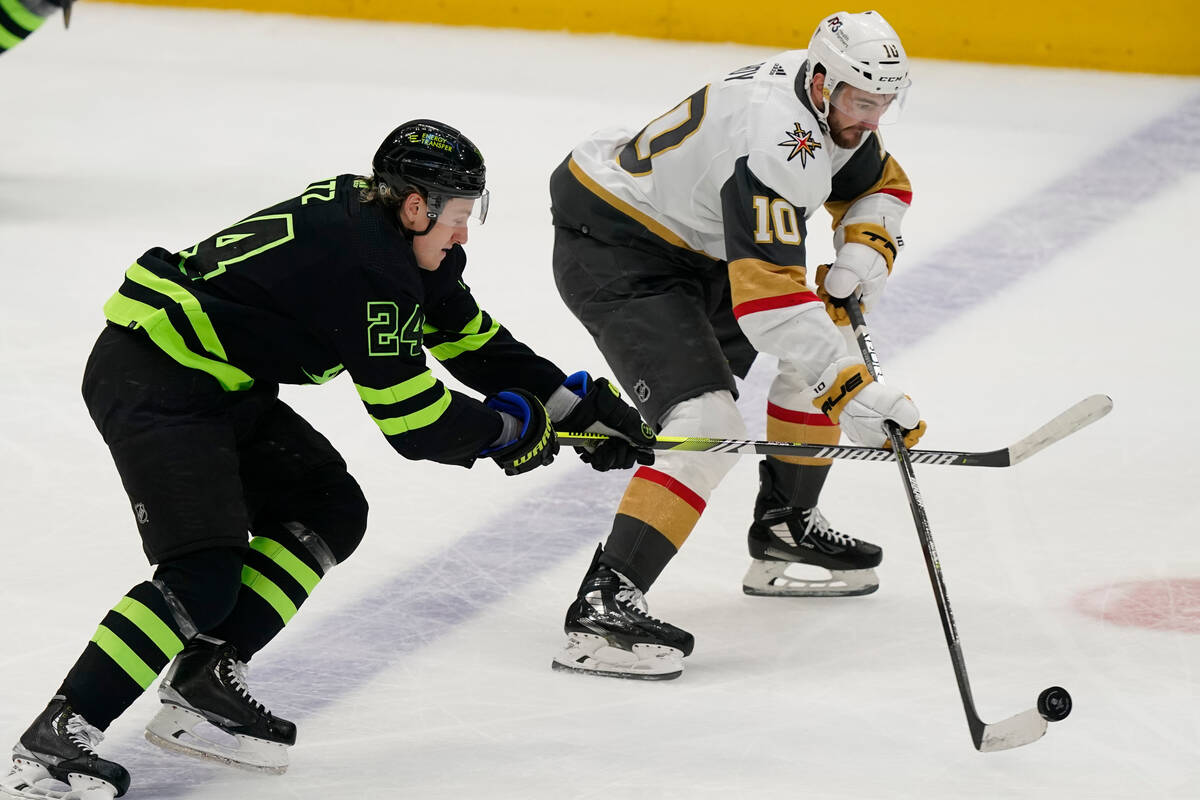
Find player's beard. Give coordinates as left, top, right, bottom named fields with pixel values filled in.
left=828, top=118, right=870, bottom=148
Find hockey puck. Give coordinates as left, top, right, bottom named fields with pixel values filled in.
left=1037, top=686, right=1072, bottom=722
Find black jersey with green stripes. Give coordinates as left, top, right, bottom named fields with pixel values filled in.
left=102, top=174, right=566, bottom=466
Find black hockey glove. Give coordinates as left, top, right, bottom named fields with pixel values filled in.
left=557, top=372, right=656, bottom=471
left=481, top=389, right=559, bottom=476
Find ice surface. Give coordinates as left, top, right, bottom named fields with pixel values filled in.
left=2, top=6, right=1198, bottom=798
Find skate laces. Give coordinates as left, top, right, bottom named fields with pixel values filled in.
left=612, top=572, right=672, bottom=624
left=62, top=714, right=104, bottom=755
left=803, top=508, right=855, bottom=547
left=583, top=566, right=667, bottom=624
left=614, top=583, right=648, bottom=614
left=224, top=659, right=270, bottom=717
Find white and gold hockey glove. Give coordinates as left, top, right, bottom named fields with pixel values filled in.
left=811, top=358, right=926, bottom=448
left=818, top=195, right=905, bottom=325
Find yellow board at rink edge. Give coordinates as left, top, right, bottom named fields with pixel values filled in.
left=97, top=0, right=1200, bottom=75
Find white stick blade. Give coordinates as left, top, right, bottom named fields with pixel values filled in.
left=1007, top=394, right=1113, bottom=465
left=978, top=708, right=1049, bottom=752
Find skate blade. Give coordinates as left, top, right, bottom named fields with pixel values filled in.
left=742, top=560, right=879, bottom=598
left=1, top=759, right=117, bottom=800
left=144, top=704, right=289, bottom=774
left=551, top=633, right=683, bottom=680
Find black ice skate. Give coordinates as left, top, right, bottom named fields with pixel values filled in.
left=744, top=462, right=882, bottom=597
left=0, top=696, right=130, bottom=800
left=551, top=545, right=694, bottom=680
left=144, top=635, right=295, bottom=774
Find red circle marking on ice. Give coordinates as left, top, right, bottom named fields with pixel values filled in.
left=1073, top=579, right=1200, bottom=634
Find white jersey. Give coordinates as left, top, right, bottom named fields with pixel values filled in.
left=572, top=50, right=866, bottom=261
left=562, top=50, right=911, bottom=385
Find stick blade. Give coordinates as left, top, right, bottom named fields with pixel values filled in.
left=976, top=708, right=1049, bottom=752
left=1007, top=394, right=1113, bottom=466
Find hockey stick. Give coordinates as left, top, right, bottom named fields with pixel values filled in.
left=557, top=393, right=1110, bottom=466
left=842, top=298, right=1073, bottom=752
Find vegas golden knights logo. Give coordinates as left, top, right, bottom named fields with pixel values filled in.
left=778, top=123, right=822, bottom=167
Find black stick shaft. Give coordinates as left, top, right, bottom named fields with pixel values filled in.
left=841, top=300, right=987, bottom=749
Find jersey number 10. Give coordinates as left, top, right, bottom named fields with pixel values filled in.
left=752, top=196, right=802, bottom=245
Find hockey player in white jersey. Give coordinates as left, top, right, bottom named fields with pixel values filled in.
left=551, top=10, right=926, bottom=679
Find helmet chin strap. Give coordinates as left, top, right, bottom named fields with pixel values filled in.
left=813, top=92, right=831, bottom=128
left=412, top=190, right=449, bottom=236
left=387, top=183, right=438, bottom=238
left=801, top=63, right=832, bottom=129
left=410, top=216, right=437, bottom=237
left=396, top=214, right=436, bottom=241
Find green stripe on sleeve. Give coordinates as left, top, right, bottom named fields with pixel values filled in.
left=370, top=388, right=452, bottom=435
left=241, top=566, right=299, bottom=624
left=459, top=311, right=485, bottom=336
left=112, top=596, right=184, bottom=659
left=427, top=312, right=501, bottom=361
left=91, top=625, right=159, bottom=689
left=354, top=371, right=438, bottom=407
left=249, top=537, right=321, bottom=594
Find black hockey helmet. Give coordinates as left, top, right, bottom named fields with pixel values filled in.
left=372, top=119, right=488, bottom=225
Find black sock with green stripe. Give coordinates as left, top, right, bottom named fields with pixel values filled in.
left=59, top=581, right=190, bottom=730
left=207, top=524, right=336, bottom=661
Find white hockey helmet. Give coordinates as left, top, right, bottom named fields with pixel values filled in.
left=804, top=11, right=910, bottom=124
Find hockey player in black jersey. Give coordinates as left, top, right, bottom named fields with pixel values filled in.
left=0, top=119, right=654, bottom=800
